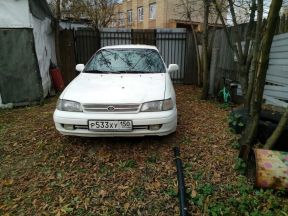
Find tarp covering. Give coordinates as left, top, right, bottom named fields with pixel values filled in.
left=0, top=0, right=31, bottom=28
left=0, top=29, right=43, bottom=104
left=32, top=16, right=57, bottom=97
left=29, top=0, right=54, bottom=20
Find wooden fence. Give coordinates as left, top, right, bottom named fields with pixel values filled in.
left=209, top=28, right=288, bottom=108
left=277, top=14, right=288, bottom=35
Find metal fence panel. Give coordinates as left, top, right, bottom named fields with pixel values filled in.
left=156, top=29, right=187, bottom=83
left=132, top=29, right=156, bottom=45
left=74, top=29, right=100, bottom=64
left=100, top=28, right=132, bottom=47
left=63, top=28, right=193, bottom=84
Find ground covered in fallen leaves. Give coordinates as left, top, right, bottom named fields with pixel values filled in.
left=1, top=85, right=288, bottom=216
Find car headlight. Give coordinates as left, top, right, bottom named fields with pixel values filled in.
left=141, top=98, right=174, bottom=112
left=56, top=99, right=83, bottom=112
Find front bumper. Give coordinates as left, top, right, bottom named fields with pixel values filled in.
left=53, top=108, right=177, bottom=137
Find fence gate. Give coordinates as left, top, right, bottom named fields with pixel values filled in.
left=156, top=29, right=187, bottom=83
left=74, top=29, right=101, bottom=64
left=59, top=30, right=76, bottom=85
left=59, top=28, right=198, bottom=85
left=132, top=29, right=156, bottom=45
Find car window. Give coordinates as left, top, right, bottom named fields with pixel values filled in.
left=84, top=49, right=165, bottom=74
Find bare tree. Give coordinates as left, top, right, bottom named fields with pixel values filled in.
left=179, top=0, right=203, bottom=86
left=177, top=0, right=224, bottom=93
left=239, top=0, right=283, bottom=159
left=49, top=0, right=117, bottom=28
left=212, top=0, right=257, bottom=101
left=54, top=0, right=62, bottom=67
left=201, top=0, right=211, bottom=99
left=179, top=0, right=285, bottom=155
left=82, top=0, right=117, bottom=28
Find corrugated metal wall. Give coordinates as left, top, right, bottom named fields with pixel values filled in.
left=156, top=29, right=187, bottom=83
left=264, top=33, right=288, bottom=108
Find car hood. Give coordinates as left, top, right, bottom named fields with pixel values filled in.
left=62, top=73, right=166, bottom=104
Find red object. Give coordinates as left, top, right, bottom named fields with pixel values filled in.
left=50, top=67, right=65, bottom=92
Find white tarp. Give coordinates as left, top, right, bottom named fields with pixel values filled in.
left=32, top=15, right=57, bottom=97
left=0, top=0, right=31, bottom=28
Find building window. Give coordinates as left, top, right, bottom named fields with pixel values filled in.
left=149, top=3, right=156, bottom=20
left=119, top=12, right=125, bottom=26
left=127, top=10, right=132, bottom=23
left=137, top=7, right=144, bottom=22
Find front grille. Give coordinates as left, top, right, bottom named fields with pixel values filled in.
left=73, top=125, right=148, bottom=131
left=82, top=104, right=140, bottom=113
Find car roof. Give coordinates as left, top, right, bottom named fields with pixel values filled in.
left=100, top=44, right=159, bottom=51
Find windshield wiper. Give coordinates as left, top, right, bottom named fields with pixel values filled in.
left=114, top=70, right=131, bottom=74
left=84, top=70, right=104, bottom=73
left=84, top=70, right=112, bottom=74
left=128, top=71, right=160, bottom=74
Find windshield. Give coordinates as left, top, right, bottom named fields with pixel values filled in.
left=84, top=48, right=166, bottom=74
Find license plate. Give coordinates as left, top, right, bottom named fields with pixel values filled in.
left=88, top=120, right=132, bottom=131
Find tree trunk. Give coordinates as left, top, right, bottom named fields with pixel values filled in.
left=239, top=0, right=283, bottom=160
left=245, top=0, right=263, bottom=111
left=227, top=0, right=244, bottom=62
left=55, top=0, right=62, bottom=67
left=264, top=107, right=288, bottom=150
left=237, top=64, right=249, bottom=97
left=190, top=22, right=202, bottom=86
left=201, top=0, right=210, bottom=99
left=181, top=0, right=202, bottom=86
left=239, top=112, right=260, bottom=160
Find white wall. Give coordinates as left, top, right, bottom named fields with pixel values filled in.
left=263, top=33, right=288, bottom=108
left=0, top=0, right=31, bottom=28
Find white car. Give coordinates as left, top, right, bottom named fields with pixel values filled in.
left=53, top=45, right=178, bottom=137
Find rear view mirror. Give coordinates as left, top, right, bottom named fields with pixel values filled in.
left=76, top=64, right=85, bottom=72
left=168, top=64, right=179, bottom=73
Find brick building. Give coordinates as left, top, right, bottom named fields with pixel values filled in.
left=110, top=0, right=209, bottom=30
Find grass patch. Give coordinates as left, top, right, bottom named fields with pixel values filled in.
left=146, top=154, right=158, bottom=164
left=118, top=159, right=137, bottom=170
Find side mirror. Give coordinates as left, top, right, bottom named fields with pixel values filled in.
left=168, top=64, right=179, bottom=73
left=75, top=64, right=85, bottom=72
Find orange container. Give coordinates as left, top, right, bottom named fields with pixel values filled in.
left=50, top=67, right=65, bottom=92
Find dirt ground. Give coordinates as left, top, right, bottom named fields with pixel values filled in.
left=1, top=85, right=287, bottom=216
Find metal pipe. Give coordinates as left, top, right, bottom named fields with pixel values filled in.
left=173, top=147, right=188, bottom=216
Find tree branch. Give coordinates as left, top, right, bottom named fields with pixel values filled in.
left=228, top=0, right=244, bottom=63
left=211, top=0, right=240, bottom=61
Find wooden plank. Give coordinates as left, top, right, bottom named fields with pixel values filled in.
left=264, top=89, right=288, bottom=101
left=209, top=47, right=219, bottom=95
left=269, top=58, right=288, bottom=66
left=270, top=45, right=288, bottom=52
left=269, top=51, right=288, bottom=59
left=184, top=32, right=197, bottom=85
left=263, top=95, right=288, bottom=108
left=264, top=85, right=288, bottom=103
left=273, top=32, right=288, bottom=41
left=59, top=30, right=77, bottom=86
left=267, top=65, right=288, bottom=77
left=265, top=85, right=288, bottom=91
left=272, top=38, right=288, bottom=47
left=266, top=74, right=288, bottom=86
